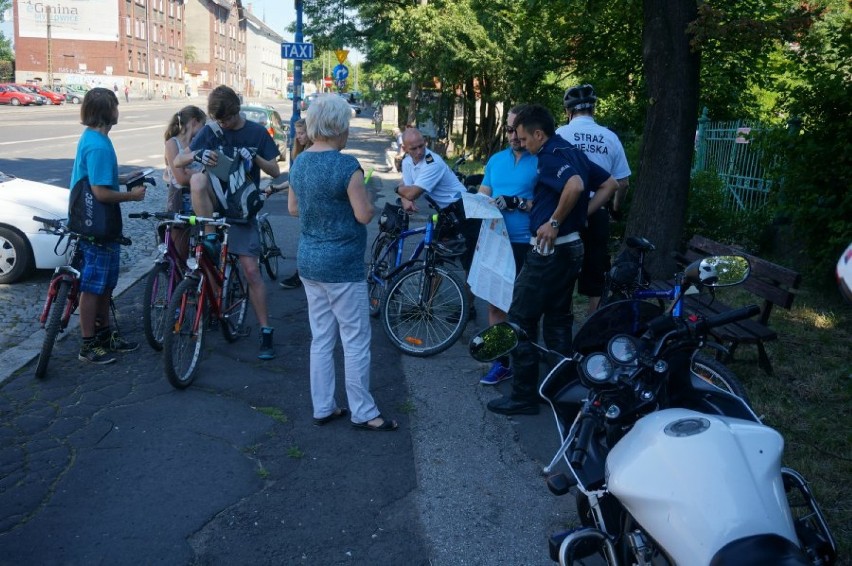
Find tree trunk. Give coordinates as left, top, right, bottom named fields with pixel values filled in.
left=464, top=77, right=476, bottom=149
left=626, top=0, right=700, bottom=279
left=407, top=76, right=419, bottom=126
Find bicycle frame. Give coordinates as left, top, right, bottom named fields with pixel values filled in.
left=38, top=263, right=81, bottom=329
left=176, top=218, right=234, bottom=333
left=371, top=214, right=436, bottom=285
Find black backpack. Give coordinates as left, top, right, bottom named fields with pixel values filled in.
left=206, top=122, right=263, bottom=223
left=68, top=176, right=123, bottom=241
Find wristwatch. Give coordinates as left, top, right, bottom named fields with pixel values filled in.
left=549, top=217, right=560, bottom=229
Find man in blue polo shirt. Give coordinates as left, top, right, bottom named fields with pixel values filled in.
left=487, top=104, right=618, bottom=416
left=477, top=105, right=538, bottom=385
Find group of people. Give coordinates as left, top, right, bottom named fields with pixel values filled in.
left=69, top=87, right=399, bottom=431
left=67, top=81, right=628, bottom=431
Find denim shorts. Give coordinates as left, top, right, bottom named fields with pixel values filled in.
left=79, top=240, right=120, bottom=295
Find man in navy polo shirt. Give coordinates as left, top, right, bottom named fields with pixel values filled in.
left=487, top=104, right=618, bottom=416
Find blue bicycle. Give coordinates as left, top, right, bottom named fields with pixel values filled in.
left=367, top=195, right=469, bottom=357
left=600, top=236, right=751, bottom=401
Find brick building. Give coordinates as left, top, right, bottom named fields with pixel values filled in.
left=12, top=0, right=285, bottom=101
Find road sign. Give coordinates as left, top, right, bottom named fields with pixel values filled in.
left=323, top=76, right=333, bottom=87
left=332, top=64, right=349, bottom=81
left=336, top=79, right=347, bottom=90
left=335, top=49, right=349, bottom=64
left=281, top=42, right=315, bottom=60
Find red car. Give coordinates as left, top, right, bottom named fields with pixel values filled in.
left=0, top=84, right=37, bottom=106
left=21, top=84, right=65, bottom=105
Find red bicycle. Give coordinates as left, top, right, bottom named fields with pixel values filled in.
left=162, top=214, right=250, bottom=389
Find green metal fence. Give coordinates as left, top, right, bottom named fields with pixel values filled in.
left=693, top=108, right=773, bottom=212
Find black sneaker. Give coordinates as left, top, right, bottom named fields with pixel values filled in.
left=79, top=344, right=117, bottom=365
left=279, top=272, right=301, bottom=289
left=258, top=327, right=276, bottom=360
left=105, top=331, right=140, bottom=353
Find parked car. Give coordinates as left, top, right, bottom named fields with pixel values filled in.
left=11, top=85, right=49, bottom=105
left=0, top=172, right=71, bottom=284
left=300, top=92, right=320, bottom=112
left=62, top=84, right=89, bottom=104
left=339, top=92, right=363, bottom=116
left=25, top=85, right=65, bottom=105
left=0, top=84, right=37, bottom=106
left=241, top=104, right=290, bottom=161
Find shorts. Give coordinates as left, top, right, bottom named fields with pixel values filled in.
left=79, top=240, right=120, bottom=296
left=577, top=208, right=611, bottom=297
left=227, top=217, right=261, bottom=258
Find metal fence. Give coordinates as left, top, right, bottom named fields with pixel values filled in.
left=692, top=108, right=774, bottom=212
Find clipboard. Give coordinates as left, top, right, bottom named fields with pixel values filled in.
left=206, top=151, right=234, bottom=182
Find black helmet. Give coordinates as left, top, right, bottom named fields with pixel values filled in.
left=563, top=84, right=597, bottom=111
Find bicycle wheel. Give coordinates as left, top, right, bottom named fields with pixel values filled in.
left=692, top=353, right=750, bottom=402
left=35, top=280, right=71, bottom=379
left=258, top=217, right=281, bottom=280
left=381, top=264, right=469, bottom=357
left=163, top=278, right=206, bottom=389
left=367, top=233, right=396, bottom=318
left=220, top=258, right=250, bottom=343
left=143, top=263, right=172, bottom=351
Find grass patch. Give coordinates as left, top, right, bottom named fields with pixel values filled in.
left=286, top=446, right=304, bottom=459
left=257, top=466, right=270, bottom=480
left=398, top=398, right=416, bottom=415
left=253, top=406, right=289, bottom=424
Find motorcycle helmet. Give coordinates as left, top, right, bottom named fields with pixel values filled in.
left=563, top=84, right=597, bottom=111
left=698, top=262, right=719, bottom=285
left=837, top=242, right=852, bottom=304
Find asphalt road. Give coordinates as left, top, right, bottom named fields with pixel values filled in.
left=0, top=109, right=575, bottom=565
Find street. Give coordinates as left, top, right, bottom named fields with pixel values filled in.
left=0, top=101, right=571, bottom=565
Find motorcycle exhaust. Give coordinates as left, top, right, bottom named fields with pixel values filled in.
left=550, top=527, right=617, bottom=565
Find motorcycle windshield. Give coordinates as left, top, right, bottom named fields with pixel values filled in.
left=573, top=299, right=664, bottom=355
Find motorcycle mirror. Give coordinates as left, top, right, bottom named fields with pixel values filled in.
left=684, top=255, right=750, bottom=287
left=469, top=322, right=519, bottom=362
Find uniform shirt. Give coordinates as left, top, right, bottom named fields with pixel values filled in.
left=482, top=147, right=538, bottom=243
left=529, top=134, right=611, bottom=236
left=401, top=148, right=465, bottom=208
left=555, top=116, right=630, bottom=194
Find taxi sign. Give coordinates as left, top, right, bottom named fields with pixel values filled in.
left=281, top=42, right=315, bottom=60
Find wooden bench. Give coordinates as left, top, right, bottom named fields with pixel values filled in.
left=670, top=235, right=801, bottom=375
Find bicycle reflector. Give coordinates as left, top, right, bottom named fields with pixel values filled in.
left=405, top=336, right=424, bottom=346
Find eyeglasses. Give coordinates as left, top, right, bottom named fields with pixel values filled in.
left=506, top=126, right=517, bottom=134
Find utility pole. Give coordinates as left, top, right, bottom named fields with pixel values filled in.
left=46, top=6, right=53, bottom=87
left=145, top=0, right=151, bottom=100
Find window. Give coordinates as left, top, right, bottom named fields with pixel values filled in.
left=125, top=16, right=131, bottom=36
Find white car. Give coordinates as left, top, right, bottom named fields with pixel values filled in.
left=0, top=172, right=70, bottom=284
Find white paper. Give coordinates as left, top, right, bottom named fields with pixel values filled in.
left=464, top=194, right=516, bottom=313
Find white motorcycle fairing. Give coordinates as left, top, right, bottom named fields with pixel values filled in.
left=606, top=408, right=798, bottom=564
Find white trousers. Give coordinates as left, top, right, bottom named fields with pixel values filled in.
left=302, top=278, right=380, bottom=424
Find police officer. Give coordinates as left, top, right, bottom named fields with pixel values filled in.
left=556, top=84, right=632, bottom=313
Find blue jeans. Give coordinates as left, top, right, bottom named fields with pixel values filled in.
left=507, top=240, right=584, bottom=402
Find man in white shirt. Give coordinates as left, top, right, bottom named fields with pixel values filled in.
left=555, top=84, right=631, bottom=313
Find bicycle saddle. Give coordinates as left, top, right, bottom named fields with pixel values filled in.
left=626, top=236, right=656, bottom=252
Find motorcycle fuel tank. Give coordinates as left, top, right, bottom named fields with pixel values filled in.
left=606, top=408, right=798, bottom=564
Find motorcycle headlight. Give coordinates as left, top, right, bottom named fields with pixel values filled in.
left=582, top=353, right=613, bottom=384
left=186, top=257, right=199, bottom=271
left=608, top=335, right=639, bottom=365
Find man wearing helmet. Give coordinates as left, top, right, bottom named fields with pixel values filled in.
left=556, top=84, right=632, bottom=313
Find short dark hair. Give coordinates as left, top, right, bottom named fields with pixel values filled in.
left=80, top=87, right=118, bottom=128
left=514, top=104, right=556, bottom=137
left=208, top=85, right=241, bottom=121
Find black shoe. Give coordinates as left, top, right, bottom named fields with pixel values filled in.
left=279, top=272, right=301, bottom=289
left=486, top=395, right=539, bottom=415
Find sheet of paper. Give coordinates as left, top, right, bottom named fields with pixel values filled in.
left=467, top=201, right=516, bottom=313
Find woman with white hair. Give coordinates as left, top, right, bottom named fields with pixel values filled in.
left=288, top=94, right=399, bottom=432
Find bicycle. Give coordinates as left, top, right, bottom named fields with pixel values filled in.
left=599, top=235, right=750, bottom=400
left=162, top=214, right=250, bottom=389
left=257, top=211, right=282, bottom=280
left=32, top=217, right=129, bottom=379
left=128, top=211, right=195, bottom=351
left=367, top=194, right=470, bottom=357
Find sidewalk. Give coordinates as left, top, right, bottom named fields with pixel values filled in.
left=0, top=121, right=568, bottom=564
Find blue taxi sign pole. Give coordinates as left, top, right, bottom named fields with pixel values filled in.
left=290, top=0, right=304, bottom=151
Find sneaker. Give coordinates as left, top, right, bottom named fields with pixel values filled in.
left=104, top=331, right=140, bottom=353
left=258, top=327, right=276, bottom=360
left=279, top=272, right=302, bottom=289
left=79, top=343, right=117, bottom=365
left=202, top=233, right=221, bottom=264
left=480, top=361, right=513, bottom=385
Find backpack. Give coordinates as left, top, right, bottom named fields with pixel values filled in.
left=68, top=176, right=123, bottom=241
left=206, top=121, right=264, bottom=224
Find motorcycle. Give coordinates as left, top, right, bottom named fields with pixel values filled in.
left=451, top=154, right=484, bottom=194
left=470, top=255, right=837, bottom=565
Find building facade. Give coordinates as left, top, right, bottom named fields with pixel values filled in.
left=12, top=0, right=286, bottom=101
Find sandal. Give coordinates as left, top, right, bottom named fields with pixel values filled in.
left=352, top=414, right=399, bottom=432
left=313, top=408, right=349, bottom=427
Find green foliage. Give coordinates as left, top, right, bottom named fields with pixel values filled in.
left=684, top=171, right=774, bottom=252
left=757, top=6, right=852, bottom=286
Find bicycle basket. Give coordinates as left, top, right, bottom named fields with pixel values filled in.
left=378, top=203, right=409, bottom=235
